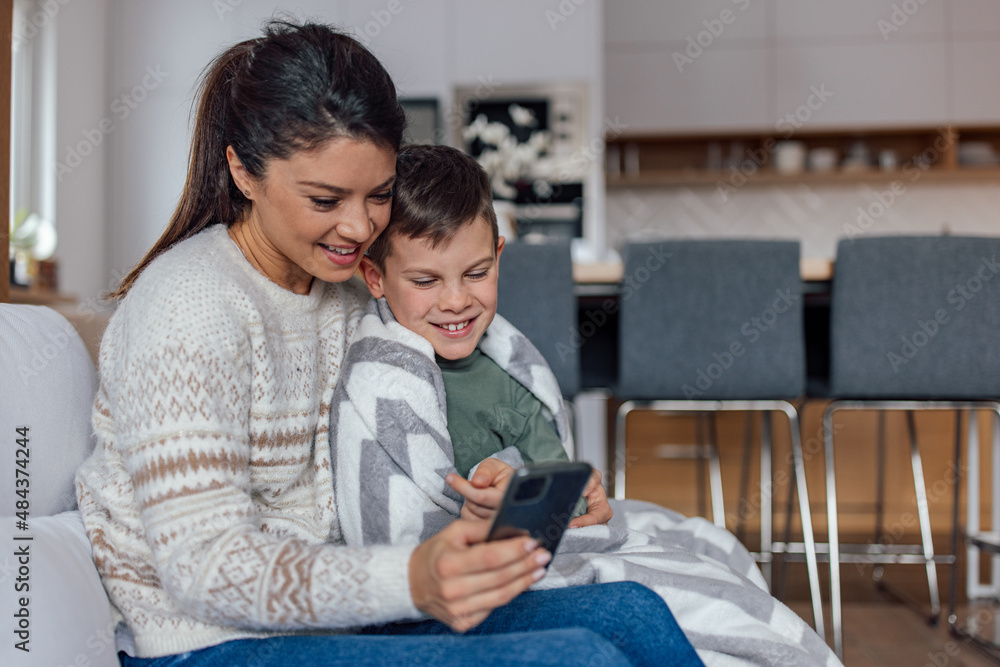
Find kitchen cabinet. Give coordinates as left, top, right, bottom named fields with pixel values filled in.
left=605, top=0, right=767, bottom=47
left=774, top=42, right=949, bottom=129
left=773, top=0, right=946, bottom=40
left=606, top=49, right=770, bottom=133
left=951, top=0, right=1000, bottom=37
left=952, top=41, right=1000, bottom=124
left=605, top=1, right=1000, bottom=134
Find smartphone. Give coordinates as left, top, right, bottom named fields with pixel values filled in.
left=486, top=461, right=592, bottom=555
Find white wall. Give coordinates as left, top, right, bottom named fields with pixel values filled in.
left=54, top=0, right=112, bottom=309
left=52, top=0, right=605, bottom=304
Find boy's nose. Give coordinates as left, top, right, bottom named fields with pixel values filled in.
left=439, top=284, right=472, bottom=311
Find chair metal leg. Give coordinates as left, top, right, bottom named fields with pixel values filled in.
left=760, top=413, right=773, bottom=589
left=736, top=413, right=755, bottom=545
left=614, top=402, right=632, bottom=501
left=874, top=412, right=887, bottom=554
left=905, top=411, right=941, bottom=621
left=947, top=411, right=964, bottom=630
left=992, top=415, right=1000, bottom=590
left=824, top=403, right=843, bottom=658
left=614, top=399, right=824, bottom=638
left=695, top=414, right=709, bottom=521
left=707, top=413, right=725, bottom=529
left=781, top=402, right=824, bottom=642
left=948, top=405, right=1000, bottom=656
left=775, top=419, right=800, bottom=601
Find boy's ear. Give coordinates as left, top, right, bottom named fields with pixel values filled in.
left=496, top=236, right=505, bottom=261
left=359, top=256, right=386, bottom=298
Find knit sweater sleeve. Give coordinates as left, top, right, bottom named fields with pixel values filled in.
left=109, top=269, right=420, bottom=631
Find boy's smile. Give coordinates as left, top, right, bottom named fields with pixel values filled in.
left=361, top=217, right=504, bottom=360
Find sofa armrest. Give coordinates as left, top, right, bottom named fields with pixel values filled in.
left=0, top=511, right=119, bottom=667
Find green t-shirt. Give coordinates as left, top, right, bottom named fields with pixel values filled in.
left=437, top=348, right=568, bottom=478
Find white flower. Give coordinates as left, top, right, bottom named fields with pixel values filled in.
left=508, top=103, right=538, bottom=128
left=462, top=110, right=551, bottom=198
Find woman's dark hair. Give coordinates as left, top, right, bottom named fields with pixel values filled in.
left=366, top=145, right=498, bottom=272
left=111, top=20, right=406, bottom=298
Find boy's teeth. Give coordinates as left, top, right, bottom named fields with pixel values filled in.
left=444, top=321, right=469, bottom=332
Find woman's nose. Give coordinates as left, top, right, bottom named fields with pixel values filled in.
left=335, top=201, right=373, bottom=244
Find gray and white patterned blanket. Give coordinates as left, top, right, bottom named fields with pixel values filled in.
left=330, top=298, right=840, bottom=667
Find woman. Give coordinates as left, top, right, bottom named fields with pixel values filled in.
left=74, top=21, right=703, bottom=666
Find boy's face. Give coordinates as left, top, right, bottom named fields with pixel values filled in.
left=361, top=217, right=504, bottom=360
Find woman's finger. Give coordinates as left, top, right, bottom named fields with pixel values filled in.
left=437, top=527, right=544, bottom=578
left=433, top=544, right=550, bottom=629
left=443, top=565, right=546, bottom=632
left=410, top=519, right=548, bottom=631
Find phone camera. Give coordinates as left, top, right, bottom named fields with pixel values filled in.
left=513, top=476, right=546, bottom=502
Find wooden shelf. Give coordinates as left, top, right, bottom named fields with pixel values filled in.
left=607, top=166, right=1000, bottom=188
left=8, top=286, right=77, bottom=306
left=606, top=126, right=1000, bottom=188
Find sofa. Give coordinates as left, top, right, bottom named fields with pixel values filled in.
left=1, top=304, right=119, bottom=667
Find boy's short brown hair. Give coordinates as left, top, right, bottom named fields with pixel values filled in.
left=366, top=144, right=498, bottom=271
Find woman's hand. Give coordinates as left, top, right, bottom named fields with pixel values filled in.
left=409, top=518, right=550, bottom=632
left=568, top=468, right=613, bottom=529
left=446, top=458, right=515, bottom=521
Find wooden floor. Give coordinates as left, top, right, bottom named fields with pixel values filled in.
left=777, top=548, right=1000, bottom=666
left=786, top=600, right=998, bottom=667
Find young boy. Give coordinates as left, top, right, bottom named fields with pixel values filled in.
left=354, top=144, right=610, bottom=528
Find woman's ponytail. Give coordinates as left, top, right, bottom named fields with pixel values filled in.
left=109, top=40, right=256, bottom=299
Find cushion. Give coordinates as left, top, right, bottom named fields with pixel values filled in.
left=0, top=511, right=118, bottom=667
left=0, top=305, right=99, bottom=515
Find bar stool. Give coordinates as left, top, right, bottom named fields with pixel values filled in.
left=824, top=235, right=1000, bottom=659
left=612, top=239, right=824, bottom=637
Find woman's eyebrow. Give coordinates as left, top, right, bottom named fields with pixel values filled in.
left=297, top=175, right=396, bottom=194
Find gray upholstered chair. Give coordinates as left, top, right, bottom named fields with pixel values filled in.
left=496, top=239, right=580, bottom=399
left=613, top=239, right=823, bottom=637
left=825, top=235, right=1000, bottom=659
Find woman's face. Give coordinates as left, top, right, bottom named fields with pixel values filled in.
left=230, top=137, right=397, bottom=293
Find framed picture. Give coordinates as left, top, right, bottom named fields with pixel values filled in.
left=400, top=97, right=440, bottom=145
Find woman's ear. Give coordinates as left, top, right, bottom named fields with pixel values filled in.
left=226, top=146, right=252, bottom=196
left=359, top=257, right=386, bottom=299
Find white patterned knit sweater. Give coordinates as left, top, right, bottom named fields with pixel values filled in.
left=75, top=225, right=420, bottom=658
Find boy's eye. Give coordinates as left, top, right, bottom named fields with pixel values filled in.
left=411, top=278, right=436, bottom=287
left=467, top=271, right=489, bottom=280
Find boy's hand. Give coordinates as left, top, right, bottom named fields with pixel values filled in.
left=568, top=468, right=613, bottom=528
left=446, top=458, right=515, bottom=521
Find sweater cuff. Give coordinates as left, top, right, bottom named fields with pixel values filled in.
left=365, top=544, right=423, bottom=623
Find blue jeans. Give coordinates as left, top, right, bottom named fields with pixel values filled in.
left=121, top=582, right=703, bottom=667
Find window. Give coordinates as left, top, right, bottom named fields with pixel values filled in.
left=10, top=0, right=56, bottom=260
